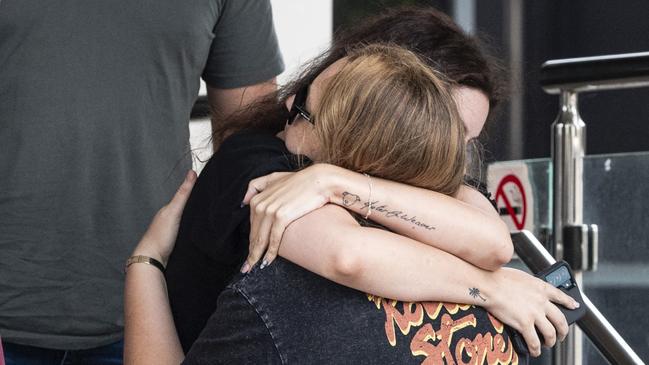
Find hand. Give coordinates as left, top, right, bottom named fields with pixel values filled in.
left=485, top=267, right=579, bottom=357
left=241, top=164, right=336, bottom=272
left=131, top=170, right=197, bottom=266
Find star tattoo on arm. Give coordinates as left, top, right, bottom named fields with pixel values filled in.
left=469, top=287, right=487, bottom=302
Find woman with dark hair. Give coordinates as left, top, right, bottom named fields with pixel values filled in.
left=124, top=7, right=577, bottom=364
left=214, top=5, right=506, bottom=272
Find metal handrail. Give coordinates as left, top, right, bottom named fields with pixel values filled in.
left=541, top=51, right=649, bottom=94
left=511, top=231, right=644, bottom=365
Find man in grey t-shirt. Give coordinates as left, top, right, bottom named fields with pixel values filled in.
left=0, top=0, right=283, bottom=363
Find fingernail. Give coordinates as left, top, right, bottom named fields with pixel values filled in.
left=260, top=260, right=269, bottom=270
left=240, top=262, right=250, bottom=273
left=574, top=301, right=580, bottom=308
left=240, top=202, right=245, bottom=208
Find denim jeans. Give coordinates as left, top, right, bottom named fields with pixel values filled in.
left=3, top=340, right=123, bottom=365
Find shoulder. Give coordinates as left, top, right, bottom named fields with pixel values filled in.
left=204, top=0, right=283, bottom=89
left=203, top=130, right=298, bottom=183
left=183, top=285, right=283, bottom=365
left=217, top=130, right=288, bottom=158
left=218, top=0, right=274, bottom=15
left=177, top=130, right=298, bottom=264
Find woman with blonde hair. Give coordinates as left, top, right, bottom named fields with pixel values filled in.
left=124, top=43, right=576, bottom=364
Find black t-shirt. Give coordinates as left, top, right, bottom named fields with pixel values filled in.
left=166, top=130, right=302, bottom=352
left=168, top=131, right=526, bottom=363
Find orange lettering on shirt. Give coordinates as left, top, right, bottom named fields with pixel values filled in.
left=368, top=295, right=520, bottom=364
left=454, top=332, right=518, bottom=365
left=410, top=313, right=477, bottom=364
left=487, top=313, right=505, bottom=334
left=381, top=300, right=425, bottom=346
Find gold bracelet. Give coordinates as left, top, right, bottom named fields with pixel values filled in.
left=124, top=255, right=165, bottom=274
left=363, top=173, right=373, bottom=219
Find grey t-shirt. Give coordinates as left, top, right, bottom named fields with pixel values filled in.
left=0, top=0, right=283, bottom=349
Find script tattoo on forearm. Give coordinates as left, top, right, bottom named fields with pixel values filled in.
left=341, top=191, right=435, bottom=230
left=469, top=287, right=487, bottom=302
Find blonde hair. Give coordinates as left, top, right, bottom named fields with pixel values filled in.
left=314, top=44, right=466, bottom=196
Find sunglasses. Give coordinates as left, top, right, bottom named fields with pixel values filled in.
left=287, top=84, right=313, bottom=125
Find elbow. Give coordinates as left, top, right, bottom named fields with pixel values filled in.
left=493, top=239, right=514, bottom=268
left=329, top=244, right=365, bottom=281
left=479, top=221, right=514, bottom=271
left=490, top=222, right=514, bottom=269
left=480, top=249, right=511, bottom=271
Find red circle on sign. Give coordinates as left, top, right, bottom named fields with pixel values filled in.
left=495, top=174, right=527, bottom=230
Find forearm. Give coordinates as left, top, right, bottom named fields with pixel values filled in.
left=278, top=205, right=581, bottom=358
left=124, top=264, right=184, bottom=365
left=123, top=170, right=196, bottom=364
left=320, top=164, right=512, bottom=270
left=278, top=205, right=499, bottom=305
left=207, top=80, right=277, bottom=150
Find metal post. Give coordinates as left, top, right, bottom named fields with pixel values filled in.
left=551, top=91, right=585, bottom=365
left=505, top=0, right=524, bottom=159
left=537, top=51, right=649, bottom=364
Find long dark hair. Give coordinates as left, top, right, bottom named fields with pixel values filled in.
left=213, top=6, right=505, bottom=148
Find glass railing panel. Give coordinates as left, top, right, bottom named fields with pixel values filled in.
left=488, top=152, right=649, bottom=362
left=581, top=151, right=649, bottom=364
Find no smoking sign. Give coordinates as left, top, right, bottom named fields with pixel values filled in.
left=495, top=174, right=527, bottom=230
left=487, top=163, right=535, bottom=232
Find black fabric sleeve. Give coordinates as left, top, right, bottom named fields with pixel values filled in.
left=181, top=287, right=282, bottom=365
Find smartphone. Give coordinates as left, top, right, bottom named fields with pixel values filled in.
left=536, top=260, right=586, bottom=323
left=510, top=261, right=586, bottom=357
